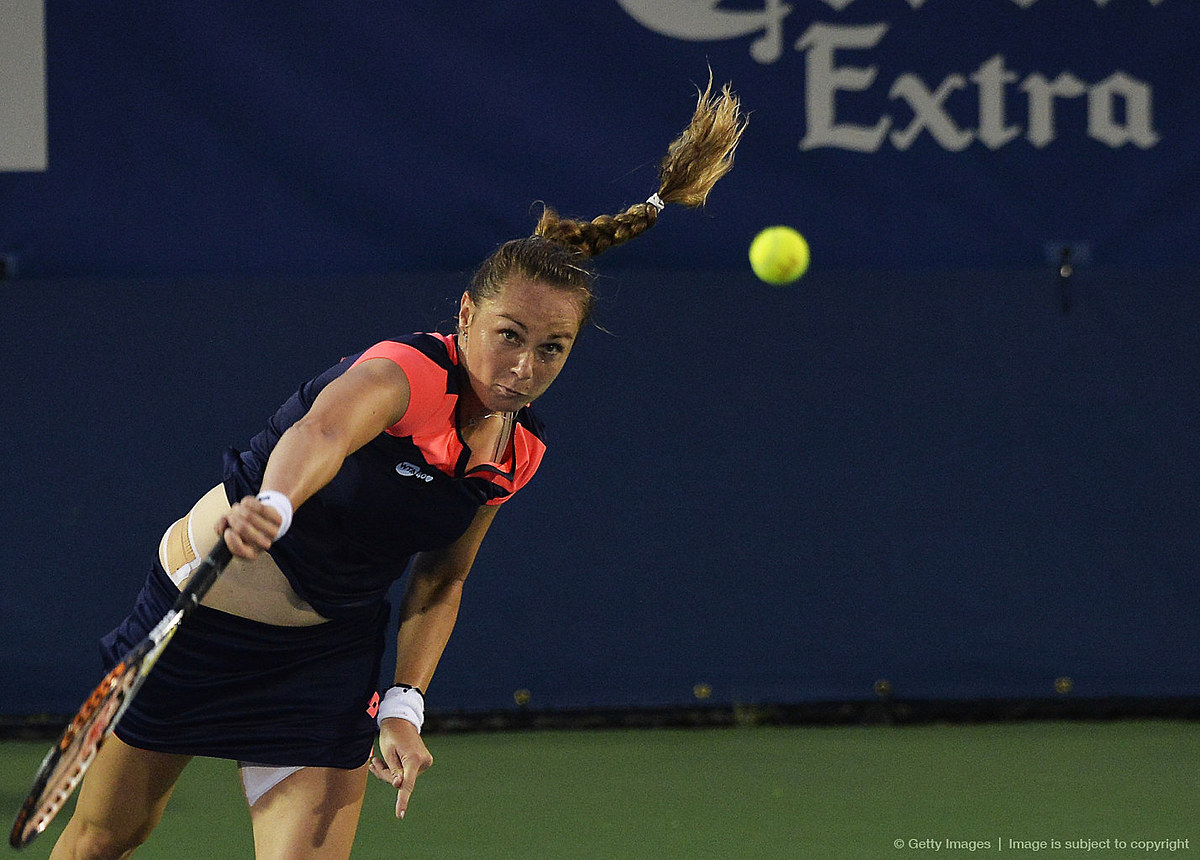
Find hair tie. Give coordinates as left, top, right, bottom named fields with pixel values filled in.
left=645, top=193, right=665, bottom=212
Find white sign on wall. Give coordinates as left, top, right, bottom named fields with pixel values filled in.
left=0, top=0, right=47, bottom=171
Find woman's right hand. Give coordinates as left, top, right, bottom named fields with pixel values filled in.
left=216, top=495, right=283, bottom=559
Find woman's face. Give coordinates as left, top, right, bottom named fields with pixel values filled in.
left=457, top=277, right=584, bottom=415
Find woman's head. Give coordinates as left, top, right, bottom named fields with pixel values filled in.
left=457, top=265, right=586, bottom=415
left=457, top=239, right=594, bottom=414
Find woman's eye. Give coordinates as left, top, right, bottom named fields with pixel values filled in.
left=500, top=329, right=520, bottom=343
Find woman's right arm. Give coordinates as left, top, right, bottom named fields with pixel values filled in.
left=219, top=357, right=412, bottom=557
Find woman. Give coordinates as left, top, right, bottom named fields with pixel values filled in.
left=51, top=77, right=745, bottom=860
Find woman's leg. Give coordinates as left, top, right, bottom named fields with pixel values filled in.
left=49, top=735, right=191, bottom=860
left=247, top=764, right=369, bottom=860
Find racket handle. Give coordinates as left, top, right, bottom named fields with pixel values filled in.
left=172, top=537, right=234, bottom=613
left=206, top=536, right=234, bottom=570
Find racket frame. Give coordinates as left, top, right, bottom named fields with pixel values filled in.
left=8, top=539, right=233, bottom=849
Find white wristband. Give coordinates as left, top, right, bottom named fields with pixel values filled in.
left=255, top=490, right=293, bottom=541
left=376, top=685, right=425, bottom=733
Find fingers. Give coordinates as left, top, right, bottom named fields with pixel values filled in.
left=367, top=755, right=395, bottom=785
left=372, top=734, right=433, bottom=821
left=391, top=753, right=419, bottom=820
left=217, top=496, right=283, bottom=559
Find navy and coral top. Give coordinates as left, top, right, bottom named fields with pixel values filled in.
left=223, top=332, right=546, bottom=619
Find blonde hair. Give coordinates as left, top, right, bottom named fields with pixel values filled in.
left=469, top=73, right=747, bottom=327
left=534, top=73, right=747, bottom=257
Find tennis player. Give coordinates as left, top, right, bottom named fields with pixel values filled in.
left=50, top=78, right=745, bottom=860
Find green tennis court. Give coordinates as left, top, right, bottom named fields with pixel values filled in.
left=3, top=719, right=1194, bottom=858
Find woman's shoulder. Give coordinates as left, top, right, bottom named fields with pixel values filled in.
left=354, top=332, right=455, bottom=371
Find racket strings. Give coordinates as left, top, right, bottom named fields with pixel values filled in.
left=11, top=663, right=137, bottom=846
left=10, top=540, right=230, bottom=849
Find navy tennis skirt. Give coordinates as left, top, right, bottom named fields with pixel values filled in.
left=99, top=558, right=389, bottom=769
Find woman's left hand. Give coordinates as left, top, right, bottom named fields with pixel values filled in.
left=369, top=718, right=433, bottom=820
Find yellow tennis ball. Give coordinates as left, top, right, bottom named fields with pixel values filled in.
left=749, top=225, right=810, bottom=285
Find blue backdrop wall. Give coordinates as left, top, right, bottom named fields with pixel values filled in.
left=3, top=1, right=1199, bottom=275
left=2, top=1, right=1198, bottom=716
left=3, top=265, right=1197, bottom=715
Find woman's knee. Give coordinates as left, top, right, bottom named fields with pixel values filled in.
left=50, top=738, right=186, bottom=860
left=53, top=812, right=158, bottom=860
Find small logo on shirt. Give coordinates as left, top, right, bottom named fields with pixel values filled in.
left=395, top=461, right=434, bottom=483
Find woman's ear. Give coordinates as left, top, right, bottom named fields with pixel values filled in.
left=457, top=292, right=474, bottom=334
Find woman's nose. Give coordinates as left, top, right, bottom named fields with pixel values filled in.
left=512, top=350, right=533, bottom=379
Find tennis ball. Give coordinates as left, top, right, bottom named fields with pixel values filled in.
left=749, top=225, right=810, bottom=285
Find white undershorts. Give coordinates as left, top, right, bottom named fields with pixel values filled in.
left=239, top=763, right=306, bottom=806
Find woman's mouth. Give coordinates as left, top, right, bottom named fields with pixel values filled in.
left=496, top=384, right=530, bottom=402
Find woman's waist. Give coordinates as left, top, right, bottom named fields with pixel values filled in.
left=161, top=484, right=328, bottom=627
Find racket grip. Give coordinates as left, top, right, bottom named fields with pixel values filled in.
left=206, top=537, right=234, bottom=569
left=171, top=537, right=234, bottom=613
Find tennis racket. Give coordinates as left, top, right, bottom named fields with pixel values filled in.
left=9, top=538, right=234, bottom=849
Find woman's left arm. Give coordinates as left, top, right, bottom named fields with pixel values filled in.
left=369, top=502, right=499, bottom=819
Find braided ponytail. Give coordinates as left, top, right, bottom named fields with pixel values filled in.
left=468, top=74, right=746, bottom=333
left=535, top=72, right=747, bottom=258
